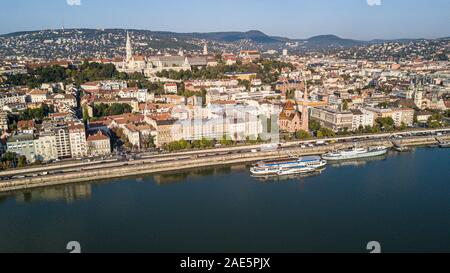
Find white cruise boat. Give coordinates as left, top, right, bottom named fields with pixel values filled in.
left=250, top=156, right=327, bottom=176
left=276, top=166, right=317, bottom=176
left=321, top=146, right=388, bottom=161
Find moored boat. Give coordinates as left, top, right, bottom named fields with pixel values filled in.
left=393, top=145, right=410, bottom=152
left=250, top=155, right=326, bottom=176
left=321, top=146, right=388, bottom=161
left=439, top=142, right=450, bottom=148
left=276, top=166, right=317, bottom=176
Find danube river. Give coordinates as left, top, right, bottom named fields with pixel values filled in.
left=0, top=147, right=449, bottom=253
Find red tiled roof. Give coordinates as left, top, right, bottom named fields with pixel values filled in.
left=17, top=120, right=35, bottom=129
left=87, top=131, right=109, bottom=141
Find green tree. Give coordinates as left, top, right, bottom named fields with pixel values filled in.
left=93, top=103, right=133, bottom=117
left=294, top=130, right=312, bottom=140
left=1, top=152, right=18, bottom=169
left=343, top=100, right=349, bottom=111
left=376, top=117, right=395, bottom=132
left=82, top=106, right=90, bottom=123
left=17, top=156, right=27, bottom=168
left=309, top=119, right=321, bottom=133
left=317, top=128, right=336, bottom=138
left=220, top=135, right=234, bottom=146
left=145, top=135, right=156, bottom=149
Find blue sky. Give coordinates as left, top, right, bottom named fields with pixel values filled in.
left=0, top=0, right=449, bottom=40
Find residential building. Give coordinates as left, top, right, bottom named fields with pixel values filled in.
left=17, top=120, right=36, bottom=134
left=310, top=107, right=354, bottom=132
left=68, top=123, right=88, bottom=158
left=48, top=123, right=72, bottom=159
left=164, top=83, right=178, bottom=94
left=0, top=111, right=8, bottom=132
left=351, top=109, right=374, bottom=130
left=7, top=133, right=36, bottom=163
left=27, top=89, right=48, bottom=103
left=0, top=92, right=26, bottom=108
left=34, top=132, right=58, bottom=162
left=391, top=108, right=414, bottom=127
left=87, top=131, right=111, bottom=156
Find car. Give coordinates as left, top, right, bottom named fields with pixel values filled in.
left=12, top=175, right=26, bottom=179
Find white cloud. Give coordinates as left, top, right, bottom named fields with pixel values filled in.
left=367, top=0, right=382, bottom=6
left=66, top=0, right=81, bottom=6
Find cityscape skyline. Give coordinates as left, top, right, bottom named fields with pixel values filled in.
left=0, top=0, right=449, bottom=40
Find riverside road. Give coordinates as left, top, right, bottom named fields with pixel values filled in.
left=0, top=128, right=449, bottom=192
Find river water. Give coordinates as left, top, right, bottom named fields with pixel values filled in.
left=0, top=147, right=449, bottom=253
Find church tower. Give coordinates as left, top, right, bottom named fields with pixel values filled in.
left=414, top=86, right=424, bottom=109
left=203, top=42, right=208, bottom=55
left=126, top=31, right=133, bottom=62
left=301, top=79, right=309, bottom=132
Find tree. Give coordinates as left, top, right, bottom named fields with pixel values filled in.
left=343, top=100, right=349, bottom=111
left=1, top=152, right=18, bottom=169
left=220, top=135, right=233, bottom=146
left=376, top=117, right=395, bottom=132
left=309, top=119, right=321, bottom=133
left=93, top=103, right=132, bottom=117
left=18, top=104, right=53, bottom=121
left=17, top=156, right=27, bottom=168
left=377, top=102, right=389, bottom=109
left=294, top=130, right=312, bottom=140
left=427, top=113, right=442, bottom=128
left=317, top=128, right=336, bottom=138
left=145, top=135, right=156, bottom=149
left=82, top=106, right=90, bottom=123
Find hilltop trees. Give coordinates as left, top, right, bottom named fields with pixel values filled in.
left=93, top=103, right=133, bottom=118
left=5, top=62, right=121, bottom=88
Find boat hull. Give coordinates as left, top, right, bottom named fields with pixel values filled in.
left=322, top=148, right=388, bottom=161
left=439, top=143, right=450, bottom=148
left=250, top=156, right=327, bottom=176
left=277, top=167, right=316, bottom=176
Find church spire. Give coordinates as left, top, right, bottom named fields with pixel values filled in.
left=126, top=31, right=133, bottom=62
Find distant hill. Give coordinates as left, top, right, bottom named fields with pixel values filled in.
left=299, top=34, right=365, bottom=48
left=1, top=28, right=448, bottom=58
left=186, top=30, right=282, bottom=43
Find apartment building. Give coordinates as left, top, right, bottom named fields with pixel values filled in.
left=68, top=123, right=88, bottom=158
left=7, top=133, right=36, bottom=163
left=351, top=109, right=374, bottom=130
left=34, top=132, right=58, bottom=162
left=310, top=106, right=353, bottom=132
left=87, top=131, right=111, bottom=157
left=27, top=89, right=49, bottom=103
left=391, top=108, right=414, bottom=127
left=0, top=92, right=26, bottom=107
left=0, top=111, right=8, bottom=132
left=53, top=124, right=72, bottom=159
left=365, top=107, right=414, bottom=127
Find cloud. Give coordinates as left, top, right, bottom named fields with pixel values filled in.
left=66, top=0, right=81, bottom=6
left=366, top=0, right=382, bottom=6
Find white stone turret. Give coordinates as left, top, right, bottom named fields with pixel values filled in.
left=203, top=42, right=208, bottom=55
